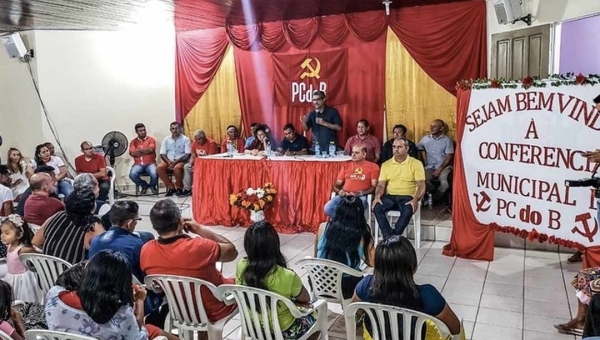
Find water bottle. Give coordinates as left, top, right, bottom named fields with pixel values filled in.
left=226, top=141, right=233, bottom=155
left=314, top=142, right=321, bottom=158
left=427, top=193, right=433, bottom=208
left=266, top=142, right=272, bottom=156
left=329, top=141, right=336, bottom=157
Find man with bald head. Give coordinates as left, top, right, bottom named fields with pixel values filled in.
left=182, top=129, right=218, bottom=197
left=23, top=172, right=65, bottom=225
left=75, top=140, right=110, bottom=201
left=417, top=119, right=454, bottom=203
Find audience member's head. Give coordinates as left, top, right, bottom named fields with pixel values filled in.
left=325, top=196, right=372, bottom=269
left=242, top=221, right=286, bottom=290
left=392, top=124, right=407, bottom=139
left=371, top=235, right=419, bottom=309
left=351, top=144, right=367, bottom=162
left=255, top=125, right=268, bottom=143
left=109, top=201, right=140, bottom=231
left=80, top=141, right=94, bottom=157
left=0, top=165, right=12, bottom=187
left=74, top=173, right=99, bottom=198
left=357, top=119, right=370, bottom=136
left=79, top=250, right=134, bottom=324
left=430, top=119, right=445, bottom=136
left=29, top=173, right=53, bottom=194
left=44, top=142, right=55, bottom=156
left=65, top=189, right=98, bottom=231
left=283, top=124, right=297, bottom=141
left=313, top=90, right=326, bottom=110
left=34, top=144, right=51, bottom=166
left=170, top=121, right=182, bottom=138
left=149, top=199, right=181, bottom=235
left=55, top=262, right=86, bottom=291
left=134, top=123, right=147, bottom=139
left=1, top=214, right=33, bottom=247
left=7, top=148, right=23, bottom=173
left=0, top=281, right=14, bottom=322
left=250, top=122, right=259, bottom=136
left=594, top=94, right=600, bottom=111
left=34, top=165, right=57, bottom=186
left=194, top=129, right=207, bottom=143
left=226, top=125, right=238, bottom=139
left=392, top=137, right=410, bottom=158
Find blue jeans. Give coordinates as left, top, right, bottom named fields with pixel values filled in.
left=324, top=195, right=368, bottom=218
left=373, top=195, right=414, bottom=239
left=56, top=180, right=74, bottom=198
left=129, top=164, right=158, bottom=189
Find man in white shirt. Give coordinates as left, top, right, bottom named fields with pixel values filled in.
left=157, top=122, right=191, bottom=197
left=0, top=165, right=14, bottom=217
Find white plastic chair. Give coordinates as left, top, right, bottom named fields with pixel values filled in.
left=374, top=201, right=422, bottom=248
left=296, top=257, right=363, bottom=311
left=345, top=302, right=462, bottom=340
left=329, top=192, right=373, bottom=227
left=106, top=166, right=116, bottom=205
left=216, top=284, right=329, bottom=340
left=0, top=330, right=11, bottom=340
left=144, top=275, right=237, bottom=340
left=19, top=253, right=72, bottom=295
left=24, top=330, right=97, bottom=340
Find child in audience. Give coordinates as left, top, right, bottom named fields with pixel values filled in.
left=237, top=221, right=317, bottom=340
left=315, top=196, right=374, bottom=299
left=352, top=235, right=462, bottom=340
left=1, top=215, right=42, bottom=303
left=0, top=281, right=26, bottom=340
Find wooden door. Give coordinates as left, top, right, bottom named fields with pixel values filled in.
left=491, top=25, right=551, bottom=80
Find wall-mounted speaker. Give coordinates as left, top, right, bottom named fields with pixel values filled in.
left=493, top=0, right=524, bottom=25
left=1, top=32, right=28, bottom=59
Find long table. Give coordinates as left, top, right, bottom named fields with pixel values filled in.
left=192, top=153, right=351, bottom=233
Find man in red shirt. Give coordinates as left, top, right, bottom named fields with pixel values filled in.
left=344, top=119, right=382, bottom=163
left=129, top=123, right=158, bottom=195
left=75, top=141, right=110, bottom=202
left=324, top=143, right=380, bottom=218
left=220, top=125, right=245, bottom=153
left=182, top=129, right=218, bottom=196
left=140, top=199, right=238, bottom=323
left=24, top=173, right=64, bottom=225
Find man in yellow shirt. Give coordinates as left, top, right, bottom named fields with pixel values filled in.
left=373, top=138, right=426, bottom=239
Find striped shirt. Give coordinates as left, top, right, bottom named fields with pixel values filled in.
left=43, top=211, right=93, bottom=264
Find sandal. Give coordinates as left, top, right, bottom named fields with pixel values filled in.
left=568, top=251, right=583, bottom=263
left=554, top=321, right=584, bottom=336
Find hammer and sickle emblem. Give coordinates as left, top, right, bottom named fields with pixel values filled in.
left=300, top=58, right=321, bottom=79
left=473, top=191, right=491, bottom=212
left=572, top=212, right=599, bottom=243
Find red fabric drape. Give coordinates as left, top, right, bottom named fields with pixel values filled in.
left=192, top=158, right=347, bottom=233
left=175, top=28, right=230, bottom=122
left=442, top=88, right=495, bottom=261
left=388, top=0, right=487, bottom=95
left=583, top=246, right=600, bottom=268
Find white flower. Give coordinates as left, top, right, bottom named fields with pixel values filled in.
left=256, top=189, right=265, bottom=198
left=246, top=188, right=255, bottom=195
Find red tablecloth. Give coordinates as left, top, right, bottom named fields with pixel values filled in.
left=192, top=156, right=349, bottom=233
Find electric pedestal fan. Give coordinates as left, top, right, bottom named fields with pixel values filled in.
left=101, top=131, right=128, bottom=198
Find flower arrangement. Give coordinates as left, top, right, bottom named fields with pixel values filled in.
left=456, top=73, right=600, bottom=91
left=229, top=183, right=277, bottom=212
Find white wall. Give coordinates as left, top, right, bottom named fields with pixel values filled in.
left=0, top=26, right=176, bottom=188
left=486, top=0, right=600, bottom=76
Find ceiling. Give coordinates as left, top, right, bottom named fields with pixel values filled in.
left=0, top=0, right=473, bottom=32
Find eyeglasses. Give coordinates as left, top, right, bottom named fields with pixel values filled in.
left=127, top=217, right=142, bottom=223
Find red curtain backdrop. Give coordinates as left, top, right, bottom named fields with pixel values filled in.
left=175, top=28, right=230, bottom=122
left=442, top=88, right=495, bottom=261
left=388, top=0, right=487, bottom=96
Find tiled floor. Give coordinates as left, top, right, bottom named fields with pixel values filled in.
left=127, top=194, right=583, bottom=340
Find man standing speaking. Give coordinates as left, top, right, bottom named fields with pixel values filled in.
left=300, top=90, right=343, bottom=153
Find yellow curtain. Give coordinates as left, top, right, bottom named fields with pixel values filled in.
left=385, top=28, right=456, bottom=143
left=184, top=45, right=242, bottom=143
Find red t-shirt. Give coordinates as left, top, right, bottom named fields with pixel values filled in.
left=129, top=137, right=157, bottom=166
left=192, top=139, right=218, bottom=157
left=220, top=138, right=245, bottom=153
left=140, top=234, right=236, bottom=322
left=75, top=153, right=108, bottom=181
left=338, top=160, right=380, bottom=193
left=24, top=194, right=65, bottom=226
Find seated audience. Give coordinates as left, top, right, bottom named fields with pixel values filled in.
left=140, top=199, right=238, bottom=323
left=373, top=138, right=425, bottom=239
left=157, top=122, right=191, bottom=197
left=380, top=124, right=418, bottom=164
left=32, top=189, right=104, bottom=264
left=244, top=122, right=259, bottom=149
left=0, top=281, right=26, bottom=340
left=182, top=129, right=218, bottom=197
left=416, top=119, right=454, bottom=202
left=75, top=141, right=110, bottom=202
left=315, top=196, right=374, bottom=299
left=34, top=144, right=73, bottom=197
left=344, top=120, right=381, bottom=163
left=0, top=166, right=14, bottom=217
left=23, top=173, right=65, bottom=226
left=276, top=124, right=309, bottom=156
left=237, top=221, right=316, bottom=339
left=352, top=236, right=461, bottom=339
left=16, top=166, right=58, bottom=217
left=221, top=125, right=245, bottom=154
left=129, top=123, right=158, bottom=195
left=555, top=267, right=600, bottom=336
left=244, top=125, right=270, bottom=156
left=6, top=148, right=33, bottom=202
left=324, top=144, right=379, bottom=218
left=46, top=250, right=175, bottom=340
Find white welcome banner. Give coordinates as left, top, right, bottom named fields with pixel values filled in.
left=463, top=84, right=600, bottom=247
